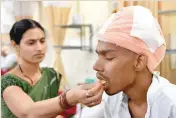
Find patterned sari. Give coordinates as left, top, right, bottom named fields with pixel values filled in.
left=1, top=67, right=61, bottom=118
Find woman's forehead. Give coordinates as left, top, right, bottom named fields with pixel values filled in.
left=22, top=28, right=45, bottom=40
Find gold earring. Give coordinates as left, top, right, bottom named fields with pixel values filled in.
left=16, top=47, right=20, bottom=55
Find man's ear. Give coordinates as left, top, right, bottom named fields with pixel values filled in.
left=134, top=54, right=147, bottom=71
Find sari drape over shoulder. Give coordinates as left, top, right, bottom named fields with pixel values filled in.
left=1, top=67, right=61, bottom=118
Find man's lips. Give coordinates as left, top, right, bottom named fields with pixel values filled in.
left=96, top=73, right=108, bottom=89
left=96, top=73, right=106, bottom=81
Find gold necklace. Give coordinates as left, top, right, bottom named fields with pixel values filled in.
left=19, top=65, right=41, bottom=85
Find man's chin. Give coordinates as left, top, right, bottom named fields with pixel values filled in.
left=105, top=89, right=121, bottom=96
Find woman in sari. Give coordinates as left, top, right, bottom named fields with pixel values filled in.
left=1, top=19, right=104, bottom=118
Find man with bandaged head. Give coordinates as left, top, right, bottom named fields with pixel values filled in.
left=93, top=6, right=176, bottom=118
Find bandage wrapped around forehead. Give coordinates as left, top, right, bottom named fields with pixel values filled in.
left=97, top=6, right=166, bottom=72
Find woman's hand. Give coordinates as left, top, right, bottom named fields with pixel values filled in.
left=66, top=82, right=104, bottom=107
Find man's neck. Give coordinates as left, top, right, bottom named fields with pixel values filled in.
left=123, top=69, right=153, bottom=105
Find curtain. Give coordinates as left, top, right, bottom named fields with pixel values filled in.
left=42, top=2, right=71, bottom=90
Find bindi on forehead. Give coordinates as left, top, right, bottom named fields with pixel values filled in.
left=22, top=35, right=45, bottom=42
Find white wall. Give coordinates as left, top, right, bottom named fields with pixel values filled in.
left=61, top=1, right=109, bottom=87
left=0, top=1, right=109, bottom=88
left=1, top=1, right=15, bottom=34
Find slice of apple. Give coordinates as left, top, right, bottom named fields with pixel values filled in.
left=100, top=80, right=107, bottom=86
left=100, top=80, right=108, bottom=90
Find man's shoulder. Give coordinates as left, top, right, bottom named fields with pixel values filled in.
left=157, top=75, right=176, bottom=92
left=160, top=83, right=176, bottom=104
left=155, top=75, right=176, bottom=105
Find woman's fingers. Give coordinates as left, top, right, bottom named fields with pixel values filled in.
left=75, top=82, right=104, bottom=107
left=83, top=87, right=104, bottom=104
left=86, top=83, right=102, bottom=97
left=80, top=83, right=96, bottom=90
left=86, top=99, right=102, bottom=107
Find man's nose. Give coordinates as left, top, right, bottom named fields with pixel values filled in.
left=93, top=58, right=104, bottom=72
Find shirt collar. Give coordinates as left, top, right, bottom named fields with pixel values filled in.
left=120, top=73, right=160, bottom=110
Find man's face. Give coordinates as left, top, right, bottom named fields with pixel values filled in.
left=93, top=41, right=137, bottom=95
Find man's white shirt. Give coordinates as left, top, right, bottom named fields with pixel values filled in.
left=80, top=74, right=176, bottom=118
left=104, top=74, right=176, bottom=118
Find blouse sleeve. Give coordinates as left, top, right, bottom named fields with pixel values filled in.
left=1, top=75, right=24, bottom=98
